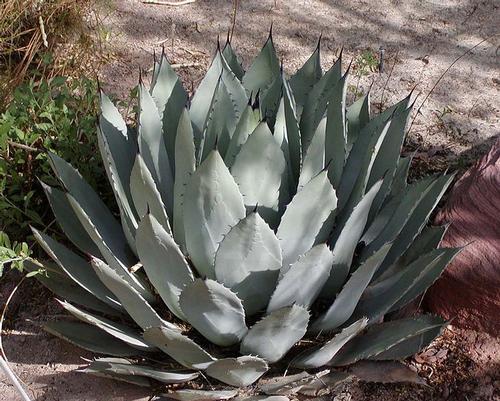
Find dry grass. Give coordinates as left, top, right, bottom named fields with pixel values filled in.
left=0, top=0, right=108, bottom=104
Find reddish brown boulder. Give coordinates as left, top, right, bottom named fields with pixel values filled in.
left=424, top=138, right=500, bottom=336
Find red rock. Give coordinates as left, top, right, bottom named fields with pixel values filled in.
left=424, top=138, right=500, bottom=336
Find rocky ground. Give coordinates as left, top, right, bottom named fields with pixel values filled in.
left=1, top=0, right=499, bottom=400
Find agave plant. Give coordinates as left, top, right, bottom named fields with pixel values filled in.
left=27, top=32, right=459, bottom=399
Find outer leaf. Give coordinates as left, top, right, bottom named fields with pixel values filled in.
left=138, top=82, right=174, bottom=216
left=222, top=41, right=245, bottom=79
left=47, top=152, right=135, bottom=267
left=312, top=244, right=391, bottom=332
left=329, top=315, right=446, bottom=366
left=67, top=194, right=153, bottom=301
left=298, top=117, right=325, bottom=189
left=349, top=361, right=426, bottom=385
left=151, top=55, right=188, bottom=173
left=136, top=215, right=194, bottom=320
left=214, top=212, right=282, bottom=315
left=24, top=259, right=121, bottom=317
left=31, top=228, right=119, bottom=309
left=292, top=318, right=368, bottom=368
left=183, top=150, right=245, bottom=279
left=321, top=179, right=382, bottom=298
left=378, top=173, right=455, bottom=273
left=277, top=170, right=337, bottom=272
left=41, top=182, right=101, bottom=257
left=236, top=397, right=289, bottom=401
left=58, top=300, right=152, bottom=351
left=143, top=326, right=215, bottom=369
left=165, top=389, right=238, bottom=401
left=346, top=93, right=370, bottom=153
left=267, top=244, right=333, bottom=313
left=224, top=102, right=260, bottom=168
left=231, top=122, right=286, bottom=227
left=299, top=55, right=342, bottom=154
left=325, top=71, right=348, bottom=189
left=80, top=363, right=150, bottom=387
left=350, top=249, right=455, bottom=323
left=89, top=358, right=199, bottom=384
left=91, top=257, right=179, bottom=332
left=205, top=356, right=268, bottom=387
left=179, top=279, right=247, bottom=346
left=240, top=305, right=309, bottom=363
left=44, top=321, right=139, bottom=357
left=173, top=108, right=196, bottom=250
left=258, top=371, right=318, bottom=395
left=130, top=153, right=171, bottom=232
left=242, top=35, right=280, bottom=95
left=289, top=42, right=322, bottom=111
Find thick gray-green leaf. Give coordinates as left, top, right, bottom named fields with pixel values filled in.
left=258, top=371, right=320, bottom=396
left=267, top=244, right=333, bottom=313
left=58, top=300, right=152, bottom=351
left=379, top=173, right=455, bottom=273
left=329, top=315, right=446, bottom=366
left=24, top=259, right=121, bottom=317
left=80, top=363, right=151, bottom=387
left=143, top=326, right=215, bottom=369
left=165, top=389, right=238, bottom=401
left=240, top=305, right=309, bottom=363
left=44, top=321, right=139, bottom=356
left=236, top=397, right=289, bottom=401
left=199, top=80, right=236, bottom=161
left=183, top=150, right=245, bottom=279
left=173, top=108, right=196, bottom=250
left=292, top=318, right=368, bottom=368
left=67, top=194, right=153, bottom=301
left=298, top=117, right=325, bottom=189
left=274, top=86, right=301, bottom=187
left=360, top=176, right=436, bottom=257
left=130, top=153, right=171, bottom=232
left=179, top=279, right=247, bottom=346
left=41, top=183, right=101, bottom=257
left=395, top=225, right=448, bottom=268
left=136, top=214, right=194, bottom=320
left=151, top=55, right=188, bottom=173
left=298, top=372, right=354, bottom=397
left=48, top=152, right=135, bottom=266
left=321, top=179, right=382, bottom=298
left=231, top=122, right=286, bottom=227
left=222, top=41, right=245, bottom=80
left=259, top=73, right=283, bottom=129
left=242, top=35, right=280, bottom=95
left=138, top=82, right=174, bottom=215
left=389, top=247, right=460, bottom=312
left=91, top=257, right=179, bottom=332
left=205, top=356, right=268, bottom=387
left=346, top=93, right=370, bottom=154
left=349, top=361, right=426, bottom=385
left=325, top=71, right=348, bottom=189
left=32, top=228, right=119, bottom=308
left=299, top=55, right=342, bottom=154
left=372, top=323, right=443, bottom=360
left=312, top=244, right=391, bottom=332
left=214, top=212, right=282, bottom=315
left=224, top=103, right=260, bottom=168
left=191, top=50, right=247, bottom=145
left=90, top=358, right=199, bottom=384
left=289, top=42, right=322, bottom=111
left=277, top=170, right=337, bottom=271
left=350, top=249, right=452, bottom=324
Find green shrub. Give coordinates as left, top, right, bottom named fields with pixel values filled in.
left=0, top=75, right=110, bottom=272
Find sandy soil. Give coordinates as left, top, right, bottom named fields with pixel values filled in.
left=1, top=0, right=499, bottom=400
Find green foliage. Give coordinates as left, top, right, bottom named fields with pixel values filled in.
left=0, top=76, right=110, bottom=273
left=30, top=35, right=457, bottom=398
left=0, top=231, right=31, bottom=277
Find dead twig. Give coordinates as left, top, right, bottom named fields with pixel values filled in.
left=142, top=0, right=196, bottom=5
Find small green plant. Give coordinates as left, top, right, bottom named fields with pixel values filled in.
left=0, top=75, right=110, bottom=273
left=29, top=34, right=458, bottom=398
left=355, top=49, right=379, bottom=76
left=0, top=231, right=31, bottom=277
